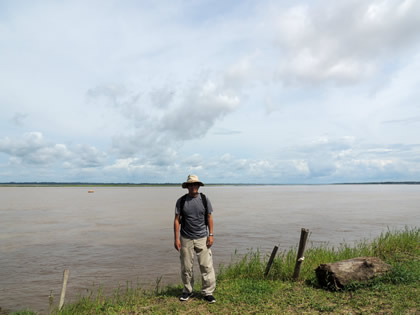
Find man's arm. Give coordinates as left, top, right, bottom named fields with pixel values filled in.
left=174, top=214, right=181, bottom=251
left=206, top=213, right=214, bottom=248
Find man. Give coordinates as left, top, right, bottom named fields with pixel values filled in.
left=173, top=174, right=216, bottom=303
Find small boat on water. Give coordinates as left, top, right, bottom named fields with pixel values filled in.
left=88, top=190, right=94, bottom=193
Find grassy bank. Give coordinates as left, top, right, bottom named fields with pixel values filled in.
left=13, top=227, right=419, bottom=314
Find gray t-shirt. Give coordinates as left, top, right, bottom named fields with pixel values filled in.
left=175, top=193, right=213, bottom=239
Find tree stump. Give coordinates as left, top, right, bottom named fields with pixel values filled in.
left=315, top=257, right=392, bottom=290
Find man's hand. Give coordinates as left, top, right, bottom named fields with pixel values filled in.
left=174, top=239, right=181, bottom=251
left=206, top=235, right=214, bottom=248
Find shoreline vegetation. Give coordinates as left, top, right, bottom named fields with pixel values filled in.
left=10, top=227, right=419, bottom=314
left=1, top=181, right=420, bottom=187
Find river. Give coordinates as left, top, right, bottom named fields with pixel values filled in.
left=0, top=185, right=419, bottom=313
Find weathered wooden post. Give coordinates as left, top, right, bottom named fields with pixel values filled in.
left=264, top=245, right=279, bottom=277
left=59, top=269, right=69, bottom=310
left=292, top=228, right=309, bottom=280
left=48, top=290, right=54, bottom=315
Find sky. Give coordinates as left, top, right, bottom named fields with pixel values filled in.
left=1, top=0, right=420, bottom=184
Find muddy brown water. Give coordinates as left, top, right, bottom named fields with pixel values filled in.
left=1, top=185, right=419, bottom=313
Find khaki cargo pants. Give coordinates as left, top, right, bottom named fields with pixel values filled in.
left=180, top=235, right=216, bottom=296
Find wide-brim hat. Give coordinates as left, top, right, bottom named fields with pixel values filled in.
left=182, top=174, right=204, bottom=188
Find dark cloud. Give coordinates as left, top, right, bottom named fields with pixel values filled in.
left=182, top=154, right=203, bottom=168
left=10, top=112, right=28, bottom=126
left=149, top=86, right=175, bottom=109
left=88, top=75, right=242, bottom=161
left=307, top=159, right=337, bottom=178
left=212, top=128, right=241, bottom=135
left=72, top=144, right=108, bottom=168
left=382, top=116, right=420, bottom=124
left=159, top=79, right=240, bottom=141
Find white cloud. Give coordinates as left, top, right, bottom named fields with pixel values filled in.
left=0, top=132, right=66, bottom=165
left=265, top=0, right=420, bottom=85
left=292, top=160, right=310, bottom=176
left=105, top=158, right=144, bottom=171
left=0, top=132, right=106, bottom=169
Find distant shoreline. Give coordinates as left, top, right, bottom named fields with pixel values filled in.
left=0, top=181, right=419, bottom=187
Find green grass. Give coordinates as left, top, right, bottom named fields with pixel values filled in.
left=9, top=311, right=37, bottom=315
left=15, top=227, right=420, bottom=314
left=219, top=227, right=419, bottom=282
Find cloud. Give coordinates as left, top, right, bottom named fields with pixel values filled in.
left=0, top=132, right=107, bottom=169
left=10, top=112, right=28, bottom=127
left=182, top=154, right=204, bottom=171
left=266, top=0, right=420, bottom=85
left=1, top=133, right=418, bottom=184
left=86, top=85, right=144, bottom=122
left=285, top=138, right=420, bottom=182
left=0, top=132, right=67, bottom=165
left=149, top=86, right=176, bottom=109
left=160, top=78, right=241, bottom=141
left=72, top=145, right=108, bottom=168
left=88, top=71, right=243, bottom=161
left=382, top=116, right=420, bottom=125
left=212, top=128, right=241, bottom=135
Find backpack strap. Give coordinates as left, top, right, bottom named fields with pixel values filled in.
left=180, top=194, right=188, bottom=228
left=200, top=193, right=209, bottom=227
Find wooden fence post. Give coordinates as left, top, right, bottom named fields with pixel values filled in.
left=59, top=269, right=69, bottom=310
left=264, top=245, right=279, bottom=277
left=292, top=228, right=309, bottom=280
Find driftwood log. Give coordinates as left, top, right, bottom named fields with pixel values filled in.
left=315, top=257, right=392, bottom=290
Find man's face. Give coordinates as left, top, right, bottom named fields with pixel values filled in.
left=187, top=183, right=200, bottom=195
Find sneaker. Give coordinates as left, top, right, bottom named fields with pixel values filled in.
left=204, top=295, right=216, bottom=303
left=179, top=292, right=193, bottom=301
